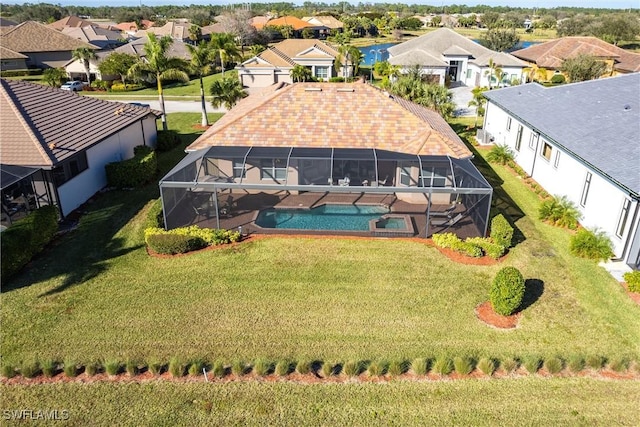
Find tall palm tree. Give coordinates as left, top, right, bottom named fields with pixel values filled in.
left=468, top=86, right=488, bottom=128
left=337, top=44, right=362, bottom=81
left=72, top=47, right=97, bottom=85
left=210, top=33, right=241, bottom=76
left=484, top=58, right=504, bottom=89
left=128, top=33, right=190, bottom=131
left=186, top=40, right=215, bottom=127
left=210, top=76, right=247, bottom=110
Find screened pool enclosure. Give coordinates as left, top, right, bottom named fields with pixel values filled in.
left=159, top=146, right=493, bottom=238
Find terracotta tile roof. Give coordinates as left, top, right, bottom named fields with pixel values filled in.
left=0, top=79, right=161, bottom=168
left=250, top=16, right=270, bottom=30
left=0, top=21, right=97, bottom=53
left=511, top=37, right=640, bottom=72
left=242, top=39, right=340, bottom=68
left=265, top=16, right=313, bottom=31
left=0, top=45, right=27, bottom=59
left=114, top=20, right=154, bottom=32
left=187, top=82, right=471, bottom=159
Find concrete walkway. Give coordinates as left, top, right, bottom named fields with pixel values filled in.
left=450, top=84, right=475, bottom=117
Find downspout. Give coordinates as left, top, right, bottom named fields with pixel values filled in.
left=530, top=132, right=540, bottom=177
left=140, top=118, right=147, bottom=146
left=47, top=170, right=65, bottom=220
left=617, top=196, right=640, bottom=263
left=425, top=189, right=432, bottom=238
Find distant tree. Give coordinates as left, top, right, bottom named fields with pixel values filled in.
left=388, top=67, right=455, bottom=118
left=210, top=33, right=241, bottom=76
left=301, top=28, right=315, bottom=39
left=561, top=54, right=607, bottom=82
left=592, top=14, right=640, bottom=46
left=98, top=53, right=137, bottom=87
left=290, top=64, right=312, bottom=82
left=430, top=16, right=442, bottom=27
left=43, top=68, right=67, bottom=87
left=481, top=28, right=520, bottom=52
left=481, top=11, right=500, bottom=29
left=556, top=14, right=593, bottom=37
left=249, top=44, right=266, bottom=56
left=186, top=40, right=215, bottom=126
left=209, top=76, right=247, bottom=110
left=397, top=17, right=423, bottom=31
left=537, top=14, right=557, bottom=30
left=72, top=47, right=97, bottom=85
left=188, top=24, right=202, bottom=44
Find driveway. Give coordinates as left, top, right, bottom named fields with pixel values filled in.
left=450, top=84, right=475, bottom=117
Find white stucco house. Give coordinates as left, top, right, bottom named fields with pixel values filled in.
left=387, top=28, right=527, bottom=87
left=0, top=79, right=160, bottom=219
left=481, top=74, right=640, bottom=269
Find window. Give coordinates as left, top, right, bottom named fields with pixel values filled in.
left=232, top=159, right=246, bottom=178
left=515, top=125, right=523, bottom=151
left=260, top=158, right=287, bottom=180
left=540, top=141, right=552, bottom=161
left=400, top=164, right=411, bottom=186
left=616, top=198, right=631, bottom=237
left=506, top=117, right=512, bottom=131
left=51, top=152, right=88, bottom=186
left=315, top=66, right=329, bottom=80
left=528, top=133, right=536, bottom=149
left=466, top=69, right=472, bottom=79
left=580, top=172, right=592, bottom=207
left=420, top=167, right=448, bottom=187
left=553, top=151, right=561, bottom=169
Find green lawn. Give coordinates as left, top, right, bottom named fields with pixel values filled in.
left=2, top=378, right=639, bottom=426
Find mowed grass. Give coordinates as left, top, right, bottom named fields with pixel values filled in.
left=2, top=117, right=639, bottom=365
left=2, top=378, right=639, bottom=426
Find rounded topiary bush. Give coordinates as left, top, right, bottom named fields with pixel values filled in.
left=490, top=266, right=525, bottom=316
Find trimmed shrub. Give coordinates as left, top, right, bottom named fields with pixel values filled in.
left=144, top=198, right=164, bottom=231
left=63, top=360, right=78, bottom=378
left=41, top=359, right=57, bottom=378
left=85, top=361, right=101, bottom=377
left=544, top=356, right=564, bottom=374
left=169, top=357, right=185, bottom=378
left=321, top=361, right=334, bottom=378
left=490, top=267, right=525, bottom=316
left=567, top=355, right=585, bottom=373
left=253, top=358, right=271, bottom=376
left=411, top=358, right=428, bottom=376
left=231, top=360, right=246, bottom=376
left=20, top=361, right=40, bottom=378
left=432, top=357, right=453, bottom=376
left=466, top=237, right=505, bottom=259
left=1, top=205, right=59, bottom=282
left=586, top=355, right=605, bottom=370
left=477, top=357, right=496, bottom=376
left=608, top=357, right=629, bottom=372
left=147, top=233, right=207, bottom=255
left=156, top=130, right=181, bottom=152
left=387, top=360, right=405, bottom=376
left=432, top=233, right=483, bottom=258
left=295, top=359, right=311, bottom=375
left=212, top=360, right=225, bottom=378
left=145, top=226, right=241, bottom=247
left=550, top=74, right=566, bottom=84
left=275, top=360, right=292, bottom=377
left=569, top=228, right=614, bottom=261
left=501, top=358, right=518, bottom=373
left=367, top=360, right=386, bottom=377
left=623, top=271, right=640, bottom=293
left=486, top=144, right=515, bottom=165
left=105, top=360, right=121, bottom=376
left=343, top=360, right=361, bottom=377
left=1, top=364, right=16, bottom=379
left=105, top=147, right=157, bottom=189
left=539, top=195, right=582, bottom=230
left=453, top=357, right=473, bottom=375
left=523, top=356, right=541, bottom=374
left=148, top=360, right=163, bottom=376
left=109, top=82, right=144, bottom=92
left=126, top=360, right=138, bottom=377
left=490, top=214, right=513, bottom=249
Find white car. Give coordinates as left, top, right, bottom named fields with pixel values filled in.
left=60, top=81, right=85, bottom=91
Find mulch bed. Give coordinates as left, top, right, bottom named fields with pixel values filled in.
left=475, top=301, right=521, bottom=329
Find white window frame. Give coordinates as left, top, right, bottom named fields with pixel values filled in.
left=315, top=66, right=329, bottom=80
left=260, top=158, right=287, bottom=180
left=528, top=133, right=536, bottom=149
left=506, top=117, right=512, bottom=131
left=553, top=150, right=560, bottom=169
left=540, top=141, right=552, bottom=161
left=580, top=172, right=592, bottom=207
left=233, top=159, right=246, bottom=178
left=616, top=198, right=631, bottom=238
left=515, top=124, right=523, bottom=151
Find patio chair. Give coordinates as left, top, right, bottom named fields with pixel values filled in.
left=431, top=213, right=464, bottom=227
left=377, top=175, right=388, bottom=186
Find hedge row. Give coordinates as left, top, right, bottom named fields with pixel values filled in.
left=156, top=130, right=181, bottom=152
left=432, top=233, right=504, bottom=259
left=144, top=225, right=241, bottom=255
left=0, top=205, right=58, bottom=282
left=623, top=271, right=640, bottom=293
left=105, top=145, right=157, bottom=189
left=0, top=69, right=43, bottom=77
left=3, top=354, right=638, bottom=380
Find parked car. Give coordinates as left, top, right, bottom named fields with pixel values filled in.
left=60, top=81, right=85, bottom=92
left=128, top=102, right=150, bottom=108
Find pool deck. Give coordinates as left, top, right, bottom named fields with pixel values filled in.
left=168, top=191, right=483, bottom=239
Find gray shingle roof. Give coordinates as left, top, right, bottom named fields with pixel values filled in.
left=0, top=79, right=161, bottom=168
left=484, top=74, right=640, bottom=195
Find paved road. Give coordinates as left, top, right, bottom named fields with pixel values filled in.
left=107, top=97, right=228, bottom=114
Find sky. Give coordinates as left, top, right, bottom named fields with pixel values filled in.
left=2, top=0, right=637, bottom=8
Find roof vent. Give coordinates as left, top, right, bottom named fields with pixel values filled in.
left=624, top=104, right=631, bottom=111
left=304, top=87, right=322, bottom=92
left=337, top=88, right=354, bottom=92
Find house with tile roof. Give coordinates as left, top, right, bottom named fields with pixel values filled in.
left=388, top=28, right=527, bottom=87
left=0, top=79, right=160, bottom=219
left=159, top=82, right=493, bottom=238
left=114, top=20, right=154, bottom=36
left=0, top=21, right=97, bottom=69
left=302, top=16, right=344, bottom=32
left=237, top=39, right=344, bottom=88
left=61, top=26, right=125, bottom=50
left=136, top=21, right=195, bottom=42
left=264, top=16, right=328, bottom=39
left=511, top=36, right=640, bottom=81
left=0, top=45, right=28, bottom=71
left=48, top=15, right=99, bottom=31
left=482, top=74, right=640, bottom=269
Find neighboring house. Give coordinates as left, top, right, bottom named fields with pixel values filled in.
left=63, top=50, right=110, bottom=82
left=512, top=36, right=640, bottom=80
left=0, top=21, right=97, bottom=69
left=388, top=28, right=527, bottom=86
left=137, top=21, right=195, bottom=42
left=302, top=15, right=344, bottom=34
left=159, top=82, right=493, bottom=239
left=48, top=15, right=99, bottom=30
left=115, top=20, right=154, bottom=36
left=61, top=25, right=125, bottom=50
left=0, top=79, right=160, bottom=218
left=113, top=36, right=191, bottom=61
left=0, top=45, right=28, bottom=71
left=264, top=16, right=324, bottom=38
left=236, top=39, right=344, bottom=88
left=481, top=74, right=640, bottom=268
left=0, top=17, right=18, bottom=28
left=249, top=16, right=271, bottom=30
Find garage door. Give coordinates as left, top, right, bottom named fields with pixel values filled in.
left=241, top=73, right=275, bottom=88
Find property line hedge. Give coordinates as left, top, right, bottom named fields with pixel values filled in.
left=144, top=225, right=241, bottom=255
left=1, top=205, right=58, bottom=282
left=105, top=145, right=157, bottom=189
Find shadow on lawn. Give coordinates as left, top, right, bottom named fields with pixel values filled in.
left=520, top=279, right=545, bottom=312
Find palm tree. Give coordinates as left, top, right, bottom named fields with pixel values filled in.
left=249, top=44, right=266, bottom=56
left=210, top=76, right=247, bottom=110
left=127, top=33, right=190, bottom=131
left=186, top=40, right=215, bottom=127
left=337, top=44, right=363, bottom=81
left=468, top=86, right=488, bottom=127
left=72, top=47, right=97, bottom=85
left=484, top=58, right=503, bottom=89
left=43, top=68, right=68, bottom=87
left=290, top=64, right=312, bottom=83
left=210, top=33, right=241, bottom=76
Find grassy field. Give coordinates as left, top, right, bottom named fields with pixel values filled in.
left=2, top=378, right=639, bottom=426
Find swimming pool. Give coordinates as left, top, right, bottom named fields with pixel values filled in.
left=254, top=204, right=390, bottom=231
